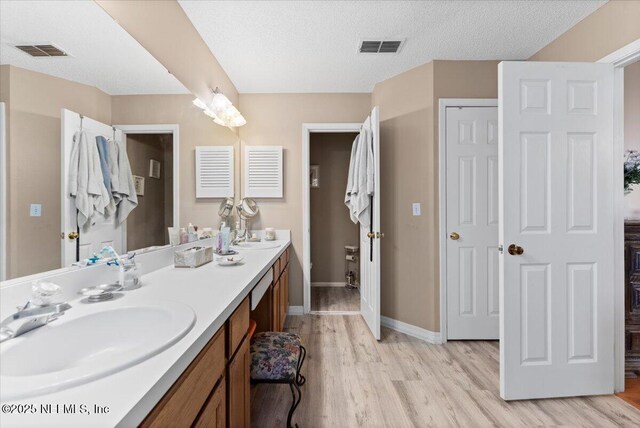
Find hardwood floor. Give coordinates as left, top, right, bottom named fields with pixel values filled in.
left=310, top=286, right=359, bottom=312
left=251, top=315, right=640, bottom=428
left=617, top=378, right=640, bottom=410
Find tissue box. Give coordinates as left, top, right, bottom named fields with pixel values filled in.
left=174, top=246, right=214, bottom=268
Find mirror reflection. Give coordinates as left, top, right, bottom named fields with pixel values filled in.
left=0, top=1, right=239, bottom=280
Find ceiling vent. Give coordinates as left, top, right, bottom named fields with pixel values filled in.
left=14, top=44, right=69, bottom=57
left=359, top=39, right=404, bottom=54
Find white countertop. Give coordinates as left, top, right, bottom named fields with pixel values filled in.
left=0, top=237, right=290, bottom=428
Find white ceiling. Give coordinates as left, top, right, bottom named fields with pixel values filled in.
left=0, top=0, right=188, bottom=95
left=179, top=0, right=607, bottom=93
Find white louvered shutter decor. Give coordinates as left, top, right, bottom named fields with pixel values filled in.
left=244, top=146, right=283, bottom=198
left=195, top=146, right=234, bottom=198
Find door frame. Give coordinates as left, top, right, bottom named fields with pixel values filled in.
left=598, top=37, right=640, bottom=393
left=0, top=102, right=6, bottom=281
left=438, top=98, right=498, bottom=343
left=115, top=124, right=180, bottom=252
left=301, top=122, right=362, bottom=314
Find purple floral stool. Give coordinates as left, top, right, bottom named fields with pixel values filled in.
left=250, top=332, right=306, bottom=428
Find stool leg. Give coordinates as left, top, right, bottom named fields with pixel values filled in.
left=287, top=381, right=302, bottom=428
left=296, top=345, right=306, bottom=386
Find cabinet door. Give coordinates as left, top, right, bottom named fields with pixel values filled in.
left=194, top=380, right=226, bottom=428
left=228, top=337, right=250, bottom=428
left=272, top=279, right=281, bottom=331
left=280, top=265, right=288, bottom=330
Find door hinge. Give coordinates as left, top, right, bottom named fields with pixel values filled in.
left=498, top=245, right=504, bottom=254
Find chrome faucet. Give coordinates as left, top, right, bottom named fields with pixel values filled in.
left=0, top=302, right=71, bottom=343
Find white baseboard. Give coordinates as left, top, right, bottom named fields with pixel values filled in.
left=381, top=316, right=442, bottom=344
left=311, top=282, right=345, bottom=287
left=288, top=306, right=304, bottom=315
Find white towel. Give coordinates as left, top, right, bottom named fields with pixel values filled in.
left=113, top=139, right=138, bottom=223
left=68, top=131, right=111, bottom=228
left=351, top=127, right=374, bottom=227
left=344, top=135, right=359, bottom=223
left=107, top=139, right=121, bottom=202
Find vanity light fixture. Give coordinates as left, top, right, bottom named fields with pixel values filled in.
left=192, top=88, right=246, bottom=128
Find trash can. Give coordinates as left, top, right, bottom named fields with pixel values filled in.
left=345, top=245, right=360, bottom=289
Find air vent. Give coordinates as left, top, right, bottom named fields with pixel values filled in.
left=15, top=44, right=68, bottom=57
left=359, top=39, right=404, bottom=54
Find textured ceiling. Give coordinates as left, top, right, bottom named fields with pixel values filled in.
left=179, top=0, right=607, bottom=93
left=0, top=1, right=188, bottom=95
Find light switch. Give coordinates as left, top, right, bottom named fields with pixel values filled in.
left=412, top=203, right=421, bottom=216
left=30, top=204, right=42, bottom=217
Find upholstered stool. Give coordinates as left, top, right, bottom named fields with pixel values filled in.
left=250, top=332, right=306, bottom=427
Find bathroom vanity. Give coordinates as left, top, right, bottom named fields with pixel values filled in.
left=0, top=233, right=291, bottom=428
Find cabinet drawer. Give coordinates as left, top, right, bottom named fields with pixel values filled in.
left=273, top=257, right=281, bottom=280
left=141, top=327, right=226, bottom=427
left=228, top=297, right=250, bottom=359
left=227, top=336, right=250, bottom=428
left=194, top=377, right=226, bottom=428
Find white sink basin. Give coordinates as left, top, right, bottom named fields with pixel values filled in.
left=232, top=241, right=281, bottom=250
left=0, top=301, right=195, bottom=400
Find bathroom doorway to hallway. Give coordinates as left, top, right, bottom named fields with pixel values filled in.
left=308, top=131, right=361, bottom=313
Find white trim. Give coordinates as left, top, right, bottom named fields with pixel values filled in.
left=115, top=124, right=180, bottom=252
left=381, top=316, right=442, bottom=344
left=311, top=282, right=345, bottom=287
left=598, top=37, right=640, bottom=67
left=288, top=306, right=304, bottom=315
left=438, top=99, right=498, bottom=343
left=598, top=37, right=640, bottom=394
left=302, top=122, right=362, bottom=314
left=310, top=310, right=360, bottom=316
left=0, top=102, right=6, bottom=281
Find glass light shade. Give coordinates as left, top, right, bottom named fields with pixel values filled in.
left=210, top=93, right=232, bottom=115
left=203, top=109, right=226, bottom=126
left=192, top=98, right=208, bottom=110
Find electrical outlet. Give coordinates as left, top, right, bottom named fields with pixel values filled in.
left=412, top=203, right=421, bottom=216
left=30, top=204, right=42, bottom=217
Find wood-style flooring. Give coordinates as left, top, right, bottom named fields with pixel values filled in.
left=251, top=315, right=640, bottom=428
left=311, top=286, right=359, bottom=312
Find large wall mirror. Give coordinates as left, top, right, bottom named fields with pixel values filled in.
left=0, top=1, right=239, bottom=280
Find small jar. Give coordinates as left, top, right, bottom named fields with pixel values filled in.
left=265, top=227, right=276, bottom=241
left=119, top=260, right=141, bottom=290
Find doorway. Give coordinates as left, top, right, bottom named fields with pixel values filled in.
left=124, top=133, right=174, bottom=251
left=309, top=132, right=360, bottom=313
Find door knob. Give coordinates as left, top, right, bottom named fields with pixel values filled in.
left=68, top=231, right=79, bottom=240
left=367, top=232, right=375, bottom=239
left=508, top=244, right=524, bottom=255
left=450, top=232, right=460, bottom=241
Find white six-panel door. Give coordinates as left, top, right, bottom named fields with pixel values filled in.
left=446, top=106, right=500, bottom=340
left=360, top=106, right=381, bottom=340
left=499, top=61, right=614, bottom=400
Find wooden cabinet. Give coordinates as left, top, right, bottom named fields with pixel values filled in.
left=280, top=263, right=289, bottom=331
left=625, top=221, right=640, bottom=377
left=194, top=380, right=226, bottom=428
left=227, top=337, right=251, bottom=428
left=271, top=278, right=281, bottom=331
left=141, top=327, right=226, bottom=428
left=228, top=297, right=250, bottom=359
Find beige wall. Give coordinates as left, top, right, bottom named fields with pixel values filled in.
left=126, top=133, right=173, bottom=250
left=1, top=65, right=112, bottom=279
left=111, top=94, right=240, bottom=231
left=310, top=132, right=359, bottom=283
left=529, top=0, right=640, bottom=62
left=237, top=93, right=371, bottom=306
left=625, top=62, right=640, bottom=218
left=371, top=60, right=499, bottom=332
left=96, top=0, right=238, bottom=106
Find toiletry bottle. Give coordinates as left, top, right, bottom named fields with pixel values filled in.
left=180, top=227, right=188, bottom=244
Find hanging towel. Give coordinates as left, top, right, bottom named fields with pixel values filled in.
left=351, top=127, right=374, bottom=227
left=344, top=135, right=360, bottom=223
left=68, top=131, right=111, bottom=228
left=107, top=138, right=121, bottom=202
left=113, top=138, right=138, bottom=223
left=96, top=136, right=116, bottom=217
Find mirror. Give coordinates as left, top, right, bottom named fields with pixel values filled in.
left=218, top=197, right=235, bottom=221
left=236, top=198, right=260, bottom=220
left=0, top=1, right=240, bottom=281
